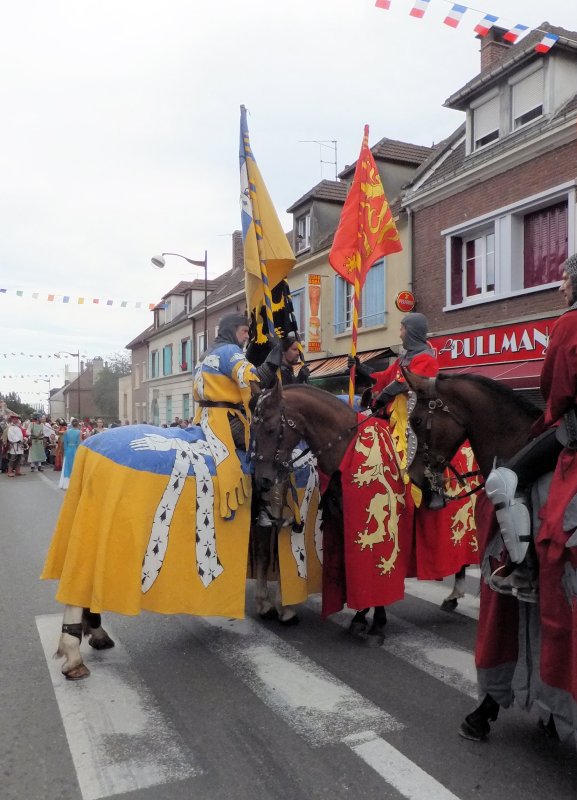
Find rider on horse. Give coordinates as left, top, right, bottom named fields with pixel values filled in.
left=485, top=253, right=577, bottom=601
left=192, top=312, right=283, bottom=519
left=350, top=312, right=438, bottom=411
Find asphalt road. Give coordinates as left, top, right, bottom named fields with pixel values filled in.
left=1, top=465, right=575, bottom=800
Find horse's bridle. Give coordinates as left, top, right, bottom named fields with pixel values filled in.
left=413, top=378, right=483, bottom=500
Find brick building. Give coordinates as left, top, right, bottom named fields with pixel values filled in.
left=403, top=23, right=577, bottom=402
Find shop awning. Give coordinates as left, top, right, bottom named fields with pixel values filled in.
left=307, top=349, right=395, bottom=379
left=441, top=359, right=543, bottom=390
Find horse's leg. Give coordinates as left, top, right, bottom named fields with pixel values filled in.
left=274, top=564, right=299, bottom=626
left=55, top=605, right=90, bottom=680
left=349, top=608, right=370, bottom=638
left=441, top=565, right=467, bottom=612
left=366, top=606, right=387, bottom=646
left=82, top=609, right=115, bottom=651
left=459, top=694, right=500, bottom=741
left=254, top=525, right=278, bottom=620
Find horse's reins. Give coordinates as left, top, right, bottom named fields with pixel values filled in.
left=287, top=408, right=384, bottom=468
left=418, top=381, right=484, bottom=501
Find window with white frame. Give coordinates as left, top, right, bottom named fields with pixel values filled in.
left=296, top=212, right=311, bottom=252
left=290, top=288, right=305, bottom=333
left=512, top=69, right=543, bottom=130
left=197, top=331, right=206, bottom=357
left=334, top=260, right=386, bottom=334
left=446, top=190, right=570, bottom=308
left=179, top=338, right=191, bottom=371
left=473, top=95, right=500, bottom=150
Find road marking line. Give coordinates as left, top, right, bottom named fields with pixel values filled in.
left=36, top=615, right=199, bottom=800
left=404, top=578, right=480, bottom=620
left=39, top=472, right=63, bottom=493
left=306, top=597, right=478, bottom=699
left=344, top=730, right=463, bottom=800
left=177, top=615, right=403, bottom=745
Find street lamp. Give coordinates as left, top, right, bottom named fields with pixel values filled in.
left=151, top=252, right=208, bottom=349
left=55, top=351, right=81, bottom=419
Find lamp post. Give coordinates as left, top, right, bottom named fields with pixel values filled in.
left=56, top=351, right=81, bottom=419
left=151, top=251, right=208, bottom=350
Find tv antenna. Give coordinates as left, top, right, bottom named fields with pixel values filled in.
left=299, top=140, right=338, bottom=180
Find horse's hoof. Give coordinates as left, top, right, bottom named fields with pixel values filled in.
left=349, top=621, right=368, bottom=638
left=458, top=717, right=489, bottom=742
left=279, top=614, right=299, bottom=627
left=538, top=716, right=560, bottom=740
left=88, top=634, right=115, bottom=650
left=441, top=598, right=458, bottom=613
left=258, top=608, right=279, bottom=621
left=64, top=664, right=91, bottom=681
left=364, top=633, right=384, bottom=648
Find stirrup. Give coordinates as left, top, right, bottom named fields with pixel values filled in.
left=489, top=565, right=538, bottom=603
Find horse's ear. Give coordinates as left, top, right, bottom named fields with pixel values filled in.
left=402, top=366, right=428, bottom=394
left=249, top=380, right=261, bottom=412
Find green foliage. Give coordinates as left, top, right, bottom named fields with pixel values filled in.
left=106, top=351, right=131, bottom=377
left=0, top=391, right=37, bottom=420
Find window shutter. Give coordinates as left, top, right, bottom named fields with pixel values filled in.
left=450, top=237, right=463, bottom=304
left=474, top=96, right=499, bottom=144
left=513, top=70, right=543, bottom=125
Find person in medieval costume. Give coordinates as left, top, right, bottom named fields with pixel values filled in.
left=53, top=420, right=68, bottom=471
left=59, top=418, right=82, bottom=490
left=485, top=254, right=577, bottom=600
left=193, top=312, right=282, bottom=520
left=3, top=415, right=26, bottom=477
left=27, top=412, right=47, bottom=472
left=279, top=332, right=310, bottom=386
left=349, top=312, right=438, bottom=410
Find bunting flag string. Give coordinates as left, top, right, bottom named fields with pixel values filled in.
left=0, top=373, right=60, bottom=379
left=374, top=0, right=572, bottom=54
left=0, top=352, right=87, bottom=359
left=0, top=286, right=157, bottom=310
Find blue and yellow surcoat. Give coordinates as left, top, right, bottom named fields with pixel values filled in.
left=193, top=343, right=257, bottom=518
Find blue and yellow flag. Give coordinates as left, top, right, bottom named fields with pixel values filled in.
left=239, top=105, right=296, bottom=316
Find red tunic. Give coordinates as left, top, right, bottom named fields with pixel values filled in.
left=534, top=310, right=577, bottom=730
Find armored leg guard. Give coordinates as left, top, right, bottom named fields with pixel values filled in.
left=485, top=466, right=531, bottom=564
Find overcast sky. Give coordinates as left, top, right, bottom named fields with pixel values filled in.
left=1, top=0, right=576, bottom=406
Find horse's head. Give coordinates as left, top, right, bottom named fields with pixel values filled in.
left=250, top=379, right=305, bottom=492
left=403, top=369, right=468, bottom=504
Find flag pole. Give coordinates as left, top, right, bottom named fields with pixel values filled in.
left=347, top=124, right=370, bottom=407
left=241, top=105, right=277, bottom=343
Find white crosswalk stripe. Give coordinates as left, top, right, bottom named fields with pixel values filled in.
left=36, top=615, right=200, bottom=800
left=37, top=579, right=481, bottom=800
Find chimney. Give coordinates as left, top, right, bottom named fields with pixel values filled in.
left=478, top=27, right=512, bottom=72
left=232, top=229, right=244, bottom=271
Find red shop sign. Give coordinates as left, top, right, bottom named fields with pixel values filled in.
left=395, top=291, right=415, bottom=313
left=429, top=318, right=555, bottom=369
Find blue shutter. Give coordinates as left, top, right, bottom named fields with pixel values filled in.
left=362, top=260, right=385, bottom=327
left=334, top=275, right=345, bottom=335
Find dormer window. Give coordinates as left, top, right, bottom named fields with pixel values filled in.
left=512, top=68, right=543, bottom=130
left=473, top=94, right=500, bottom=150
left=296, top=212, right=311, bottom=253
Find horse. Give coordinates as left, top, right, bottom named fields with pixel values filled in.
left=43, top=418, right=322, bottom=679
left=250, top=380, right=477, bottom=643
left=403, top=369, right=577, bottom=743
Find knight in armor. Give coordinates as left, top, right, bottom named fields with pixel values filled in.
left=192, top=312, right=283, bottom=519
left=486, top=254, right=577, bottom=600
left=349, top=312, right=438, bottom=411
